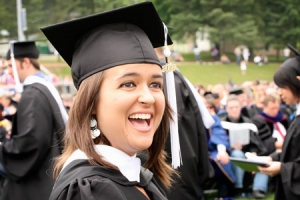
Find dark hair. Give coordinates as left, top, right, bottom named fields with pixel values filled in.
left=205, top=95, right=217, bottom=114
left=274, top=57, right=300, bottom=99
left=16, top=58, right=40, bottom=70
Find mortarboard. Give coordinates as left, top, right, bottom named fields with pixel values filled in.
left=229, top=87, right=244, bottom=95
left=6, top=41, right=39, bottom=60
left=41, top=2, right=172, bottom=89
left=41, top=2, right=181, bottom=168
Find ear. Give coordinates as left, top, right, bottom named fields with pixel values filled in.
left=22, top=57, right=31, bottom=69
left=297, top=76, right=300, bottom=81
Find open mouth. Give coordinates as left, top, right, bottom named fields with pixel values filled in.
left=128, top=113, right=152, bottom=131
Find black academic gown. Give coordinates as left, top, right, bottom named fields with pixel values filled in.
left=271, top=115, right=300, bottom=200
left=162, top=70, right=212, bottom=200
left=49, top=159, right=167, bottom=200
left=252, top=114, right=288, bottom=155
left=0, top=83, right=65, bottom=200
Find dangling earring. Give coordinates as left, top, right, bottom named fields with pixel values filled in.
left=90, top=117, right=101, bottom=139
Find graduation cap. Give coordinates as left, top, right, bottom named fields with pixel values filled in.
left=279, top=44, right=300, bottom=71
left=41, top=2, right=181, bottom=168
left=41, top=2, right=172, bottom=89
left=6, top=41, right=39, bottom=60
left=203, top=91, right=219, bottom=99
left=229, top=87, right=244, bottom=95
left=287, top=43, right=300, bottom=56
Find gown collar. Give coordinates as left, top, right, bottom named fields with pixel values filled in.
left=62, top=145, right=141, bottom=182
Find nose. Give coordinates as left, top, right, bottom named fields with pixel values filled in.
left=138, top=86, right=155, bottom=105
left=277, top=88, right=282, bottom=96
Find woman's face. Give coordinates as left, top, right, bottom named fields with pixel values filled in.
left=96, top=63, right=165, bottom=156
left=277, top=87, right=298, bottom=105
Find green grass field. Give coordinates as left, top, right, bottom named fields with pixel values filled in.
left=177, top=62, right=279, bottom=86
left=42, top=58, right=280, bottom=87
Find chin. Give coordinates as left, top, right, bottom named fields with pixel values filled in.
left=132, top=139, right=153, bottom=151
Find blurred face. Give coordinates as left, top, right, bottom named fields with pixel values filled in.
left=226, top=100, right=241, bottom=120
left=95, top=63, right=165, bottom=156
left=263, top=101, right=280, bottom=117
left=7, top=59, right=25, bottom=83
left=277, top=87, right=298, bottom=105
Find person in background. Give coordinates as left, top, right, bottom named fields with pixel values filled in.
left=283, top=47, right=290, bottom=61
left=221, top=54, right=230, bottom=64
left=258, top=49, right=300, bottom=200
left=254, top=55, right=263, bottom=66
left=240, top=60, right=247, bottom=75
left=0, top=92, right=17, bottom=122
left=220, top=95, right=269, bottom=199
left=193, top=44, right=201, bottom=64
left=242, top=47, right=250, bottom=63
left=234, top=46, right=242, bottom=66
left=252, top=94, right=289, bottom=151
left=205, top=95, right=236, bottom=199
left=211, top=47, right=219, bottom=62
left=0, top=41, right=67, bottom=200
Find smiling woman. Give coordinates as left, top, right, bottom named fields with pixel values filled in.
left=41, top=2, right=176, bottom=200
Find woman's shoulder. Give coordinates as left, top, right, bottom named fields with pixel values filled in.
left=50, top=159, right=131, bottom=200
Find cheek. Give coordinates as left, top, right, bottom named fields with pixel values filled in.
left=155, top=93, right=165, bottom=113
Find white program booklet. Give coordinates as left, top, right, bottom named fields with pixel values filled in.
left=221, top=121, right=258, bottom=145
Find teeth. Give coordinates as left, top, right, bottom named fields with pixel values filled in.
left=129, top=114, right=151, bottom=119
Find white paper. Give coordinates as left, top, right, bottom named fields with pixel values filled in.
left=229, top=128, right=250, bottom=145
left=221, top=121, right=257, bottom=145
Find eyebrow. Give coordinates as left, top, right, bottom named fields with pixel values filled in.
left=117, top=72, right=163, bottom=80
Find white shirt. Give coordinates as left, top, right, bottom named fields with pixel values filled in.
left=62, top=145, right=141, bottom=182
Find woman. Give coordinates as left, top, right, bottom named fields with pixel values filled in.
left=204, top=95, right=236, bottom=198
left=41, top=2, right=176, bottom=200
left=258, top=54, right=300, bottom=200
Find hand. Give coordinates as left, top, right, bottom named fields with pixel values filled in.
left=217, top=151, right=229, bottom=165
left=275, top=140, right=283, bottom=149
left=258, top=161, right=281, bottom=177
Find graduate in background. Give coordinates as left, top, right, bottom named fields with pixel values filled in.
left=258, top=46, right=300, bottom=200
left=0, top=41, right=67, bottom=200
left=42, top=2, right=180, bottom=200
left=154, top=47, right=214, bottom=200
left=204, top=95, right=236, bottom=199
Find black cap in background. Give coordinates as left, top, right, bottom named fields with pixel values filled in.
left=229, top=87, right=244, bottom=95
left=6, top=41, right=40, bottom=60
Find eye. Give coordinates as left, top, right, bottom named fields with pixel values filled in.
left=149, top=82, right=162, bottom=89
left=120, top=82, right=136, bottom=88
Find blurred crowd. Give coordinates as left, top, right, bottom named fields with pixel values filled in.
left=195, top=80, right=294, bottom=198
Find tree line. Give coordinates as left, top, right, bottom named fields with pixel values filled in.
left=0, top=0, right=299, bottom=55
